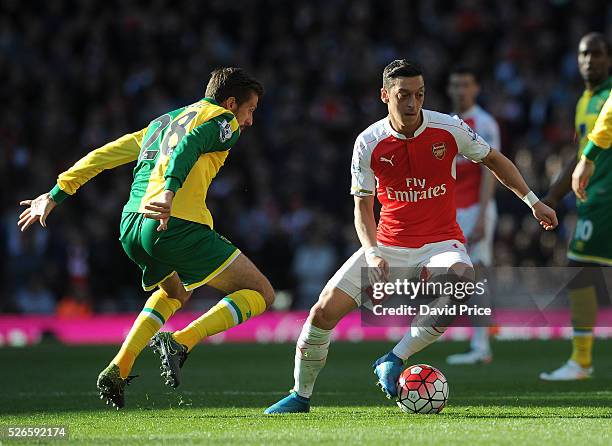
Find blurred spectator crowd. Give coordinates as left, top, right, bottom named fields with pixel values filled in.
left=1, top=0, right=610, bottom=314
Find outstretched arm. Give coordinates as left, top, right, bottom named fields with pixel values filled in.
left=481, top=149, right=558, bottom=230
left=50, top=129, right=146, bottom=203
left=18, top=128, right=145, bottom=232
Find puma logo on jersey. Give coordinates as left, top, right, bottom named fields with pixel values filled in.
left=380, top=155, right=395, bottom=166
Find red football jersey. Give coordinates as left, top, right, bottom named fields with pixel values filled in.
left=350, top=110, right=491, bottom=248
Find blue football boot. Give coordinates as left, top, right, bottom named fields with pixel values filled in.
left=372, top=351, right=404, bottom=399
left=264, top=391, right=310, bottom=414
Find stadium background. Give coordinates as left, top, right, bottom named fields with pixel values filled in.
left=1, top=0, right=610, bottom=317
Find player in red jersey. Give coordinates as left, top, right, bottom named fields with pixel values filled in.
left=265, top=60, right=557, bottom=414
left=445, top=66, right=500, bottom=365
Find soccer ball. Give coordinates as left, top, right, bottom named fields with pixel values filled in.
left=396, top=364, right=449, bottom=414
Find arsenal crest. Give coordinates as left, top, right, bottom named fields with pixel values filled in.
left=432, top=142, right=446, bottom=160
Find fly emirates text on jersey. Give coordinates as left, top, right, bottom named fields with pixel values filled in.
left=384, top=177, right=448, bottom=203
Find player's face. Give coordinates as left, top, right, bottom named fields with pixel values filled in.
left=447, top=73, right=479, bottom=112
left=578, top=38, right=610, bottom=86
left=230, top=92, right=259, bottom=131
left=381, top=76, right=425, bottom=127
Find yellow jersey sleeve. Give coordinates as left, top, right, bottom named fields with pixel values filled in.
left=588, top=91, right=612, bottom=148
left=583, top=91, right=612, bottom=161
left=50, top=128, right=146, bottom=203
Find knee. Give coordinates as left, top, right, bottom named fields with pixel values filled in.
left=309, top=306, right=339, bottom=330
left=449, top=262, right=475, bottom=282
left=178, top=290, right=193, bottom=305
left=444, top=262, right=475, bottom=303
left=308, top=290, right=341, bottom=330
left=166, top=288, right=192, bottom=305
left=257, top=277, right=275, bottom=308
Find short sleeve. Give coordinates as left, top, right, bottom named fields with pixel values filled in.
left=350, top=136, right=375, bottom=196
left=454, top=117, right=492, bottom=162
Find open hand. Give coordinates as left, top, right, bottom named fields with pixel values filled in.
left=572, top=158, right=595, bottom=202
left=532, top=201, right=558, bottom=231
left=144, top=190, right=175, bottom=231
left=366, top=255, right=390, bottom=285
left=18, top=193, right=57, bottom=232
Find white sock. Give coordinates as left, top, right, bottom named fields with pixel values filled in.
left=392, top=294, right=452, bottom=360
left=470, top=326, right=490, bottom=353
left=392, top=325, right=446, bottom=360
left=293, top=322, right=331, bottom=398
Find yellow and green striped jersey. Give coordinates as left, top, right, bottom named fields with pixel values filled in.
left=573, top=77, right=612, bottom=207
left=575, top=77, right=611, bottom=154
left=583, top=88, right=612, bottom=160
left=49, top=98, right=240, bottom=228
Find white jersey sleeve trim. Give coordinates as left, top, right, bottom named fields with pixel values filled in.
left=350, top=118, right=389, bottom=196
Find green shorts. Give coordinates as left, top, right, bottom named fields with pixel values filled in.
left=568, top=203, right=612, bottom=266
left=119, top=212, right=240, bottom=291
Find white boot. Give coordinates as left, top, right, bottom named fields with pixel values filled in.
left=539, top=360, right=593, bottom=381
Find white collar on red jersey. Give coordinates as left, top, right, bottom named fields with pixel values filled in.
left=384, top=110, right=429, bottom=140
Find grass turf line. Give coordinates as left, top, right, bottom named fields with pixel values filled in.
left=0, top=340, right=610, bottom=445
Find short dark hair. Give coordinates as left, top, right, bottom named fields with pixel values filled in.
left=205, top=67, right=264, bottom=105
left=448, top=65, right=481, bottom=84
left=382, top=60, right=423, bottom=89
left=580, top=32, right=611, bottom=55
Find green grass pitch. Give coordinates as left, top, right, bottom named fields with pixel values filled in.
left=1, top=339, right=611, bottom=445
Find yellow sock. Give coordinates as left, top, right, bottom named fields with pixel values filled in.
left=569, top=286, right=597, bottom=368
left=173, top=289, right=266, bottom=352
left=571, top=332, right=594, bottom=368
left=112, top=289, right=182, bottom=378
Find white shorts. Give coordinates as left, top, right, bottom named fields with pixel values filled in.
left=327, top=239, right=472, bottom=307
left=456, top=201, right=497, bottom=266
